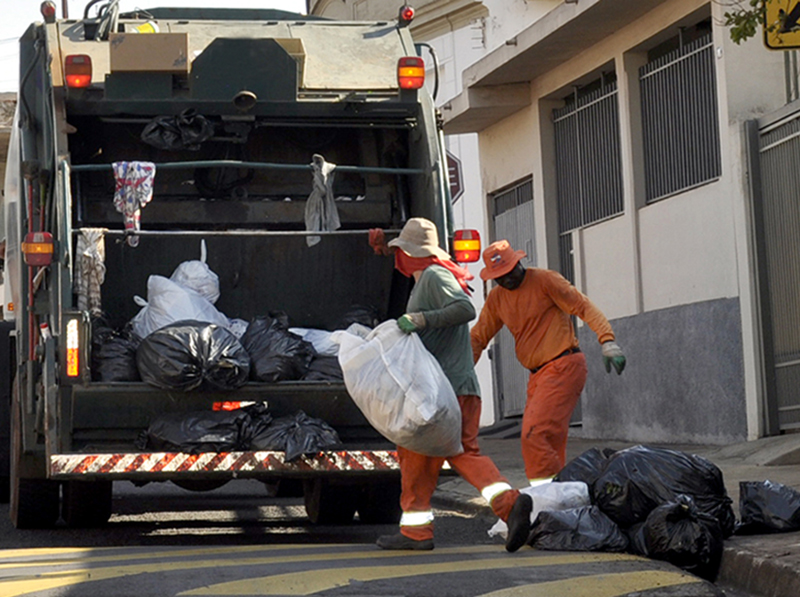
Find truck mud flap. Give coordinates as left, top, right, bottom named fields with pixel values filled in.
left=49, top=449, right=402, bottom=480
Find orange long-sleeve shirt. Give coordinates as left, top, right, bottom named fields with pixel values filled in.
left=470, top=268, right=615, bottom=371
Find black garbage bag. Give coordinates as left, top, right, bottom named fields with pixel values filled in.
left=141, top=108, right=215, bottom=151
left=241, top=313, right=315, bottom=382
left=528, top=505, right=629, bottom=552
left=302, top=356, right=344, bottom=381
left=92, top=323, right=142, bottom=381
left=137, top=409, right=253, bottom=454
left=736, top=480, right=800, bottom=534
left=250, top=410, right=342, bottom=462
left=554, top=447, right=615, bottom=489
left=628, top=494, right=724, bottom=581
left=239, top=402, right=273, bottom=447
left=136, top=320, right=250, bottom=391
left=331, top=304, right=381, bottom=330
left=592, top=445, right=736, bottom=537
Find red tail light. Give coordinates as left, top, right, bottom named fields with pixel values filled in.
left=65, top=54, right=92, bottom=88
left=22, top=231, right=54, bottom=266
left=66, top=318, right=80, bottom=377
left=398, top=57, right=425, bottom=90
left=399, top=5, right=415, bottom=26
left=453, top=229, right=481, bottom=263
left=40, top=1, right=57, bottom=23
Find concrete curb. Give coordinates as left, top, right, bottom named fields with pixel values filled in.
left=717, top=535, right=800, bottom=597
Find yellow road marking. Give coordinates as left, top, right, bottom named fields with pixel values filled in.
left=476, top=570, right=703, bottom=597
left=0, top=545, right=523, bottom=597
left=0, top=544, right=344, bottom=569
left=180, top=553, right=640, bottom=595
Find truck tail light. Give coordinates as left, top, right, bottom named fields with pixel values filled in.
left=398, top=5, right=415, bottom=27
left=398, top=57, right=425, bottom=90
left=453, top=229, right=481, bottom=263
left=65, top=55, right=92, bottom=88
left=22, top=231, right=54, bottom=266
left=66, top=318, right=80, bottom=377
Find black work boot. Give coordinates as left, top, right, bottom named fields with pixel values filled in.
left=505, top=493, right=533, bottom=552
left=376, top=533, right=434, bottom=551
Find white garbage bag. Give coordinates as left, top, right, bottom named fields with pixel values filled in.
left=334, top=320, right=462, bottom=457
left=289, top=327, right=339, bottom=357
left=170, top=240, right=220, bottom=304
left=487, top=481, right=592, bottom=539
left=131, top=275, right=230, bottom=339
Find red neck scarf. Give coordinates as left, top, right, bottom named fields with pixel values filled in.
left=394, top=251, right=474, bottom=295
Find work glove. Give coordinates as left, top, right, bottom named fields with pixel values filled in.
left=601, top=341, right=626, bottom=375
left=397, top=312, right=426, bottom=334
left=368, top=228, right=392, bottom=256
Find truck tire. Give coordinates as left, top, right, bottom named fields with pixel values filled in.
left=356, top=478, right=402, bottom=524
left=303, top=479, right=357, bottom=524
left=9, top=377, right=60, bottom=529
left=62, top=480, right=113, bottom=527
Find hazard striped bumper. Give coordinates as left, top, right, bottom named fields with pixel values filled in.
left=49, top=450, right=401, bottom=480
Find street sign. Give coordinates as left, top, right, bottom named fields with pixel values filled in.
left=765, top=0, right=800, bottom=49
left=446, top=150, right=464, bottom=204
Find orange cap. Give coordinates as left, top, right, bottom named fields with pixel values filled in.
left=479, top=240, right=527, bottom=280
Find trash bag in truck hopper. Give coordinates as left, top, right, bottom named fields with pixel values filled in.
left=131, top=275, right=230, bottom=339
left=136, top=321, right=250, bottom=391
left=137, top=408, right=255, bottom=454
left=250, top=410, right=342, bottom=462
left=333, top=320, right=463, bottom=457
left=241, top=313, right=315, bottom=382
left=91, top=321, right=142, bottom=382
left=170, top=240, right=220, bottom=304
left=140, top=108, right=215, bottom=151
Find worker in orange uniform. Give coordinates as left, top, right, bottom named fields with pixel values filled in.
left=471, top=240, right=625, bottom=488
left=370, top=219, right=534, bottom=553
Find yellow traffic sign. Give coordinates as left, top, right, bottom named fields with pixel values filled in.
left=765, top=0, right=800, bottom=49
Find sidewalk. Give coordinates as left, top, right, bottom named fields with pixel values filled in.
left=431, top=424, right=800, bottom=597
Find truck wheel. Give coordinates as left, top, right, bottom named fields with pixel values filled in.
left=356, top=478, right=402, bottom=524
left=62, top=480, right=113, bottom=527
left=303, top=479, right=357, bottom=524
left=9, top=377, right=60, bottom=529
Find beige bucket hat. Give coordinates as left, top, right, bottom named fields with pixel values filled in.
left=388, top=217, right=451, bottom=261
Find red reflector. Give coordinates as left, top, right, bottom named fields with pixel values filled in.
left=453, top=229, right=481, bottom=263
left=213, top=401, right=242, bottom=411
left=65, top=54, right=92, bottom=88
left=22, top=231, right=54, bottom=266
left=398, top=56, right=425, bottom=90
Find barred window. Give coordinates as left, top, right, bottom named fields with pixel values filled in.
left=640, top=30, right=721, bottom=203
left=553, top=78, right=624, bottom=234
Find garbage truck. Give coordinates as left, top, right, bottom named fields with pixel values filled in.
left=0, top=1, right=471, bottom=528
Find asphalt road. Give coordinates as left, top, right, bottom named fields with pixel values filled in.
left=0, top=480, right=742, bottom=597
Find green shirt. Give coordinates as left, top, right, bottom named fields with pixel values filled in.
left=407, top=264, right=481, bottom=397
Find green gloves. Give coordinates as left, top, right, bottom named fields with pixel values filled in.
left=397, top=312, right=426, bottom=334
left=601, top=341, right=626, bottom=375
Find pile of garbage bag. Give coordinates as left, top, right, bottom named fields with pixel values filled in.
left=505, top=445, right=740, bottom=582
left=138, top=403, right=341, bottom=462
left=91, top=242, right=371, bottom=386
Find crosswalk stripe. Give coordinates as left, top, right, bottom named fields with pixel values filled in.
left=179, top=553, right=640, bottom=595
left=476, top=570, right=703, bottom=597
left=0, top=545, right=527, bottom=597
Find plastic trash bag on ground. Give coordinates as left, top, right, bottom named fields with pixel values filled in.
left=137, top=408, right=253, bottom=454
left=170, top=240, right=220, bottom=304
left=628, top=494, right=724, bottom=581
left=736, top=480, right=800, bottom=534
left=554, top=446, right=616, bottom=488
left=528, top=505, right=629, bottom=552
left=136, top=321, right=250, bottom=391
left=131, top=275, right=230, bottom=339
left=334, top=320, right=462, bottom=457
left=249, top=410, right=342, bottom=462
left=488, top=481, right=591, bottom=540
left=241, top=313, right=315, bottom=382
left=591, top=445, right=736, bottom=537
left=91, top=322, right=142, bottom=382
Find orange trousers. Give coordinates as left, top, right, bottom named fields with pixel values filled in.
left=522, top=351, right=588, bottom=481
left=398, top=394, right=519, bottom=541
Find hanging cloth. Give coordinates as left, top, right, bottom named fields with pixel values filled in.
left=112, top=161, right=156, bottom=247
left=304, top=154, right=341, bottom=247
left=74, top=228, right=106, bottom=316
